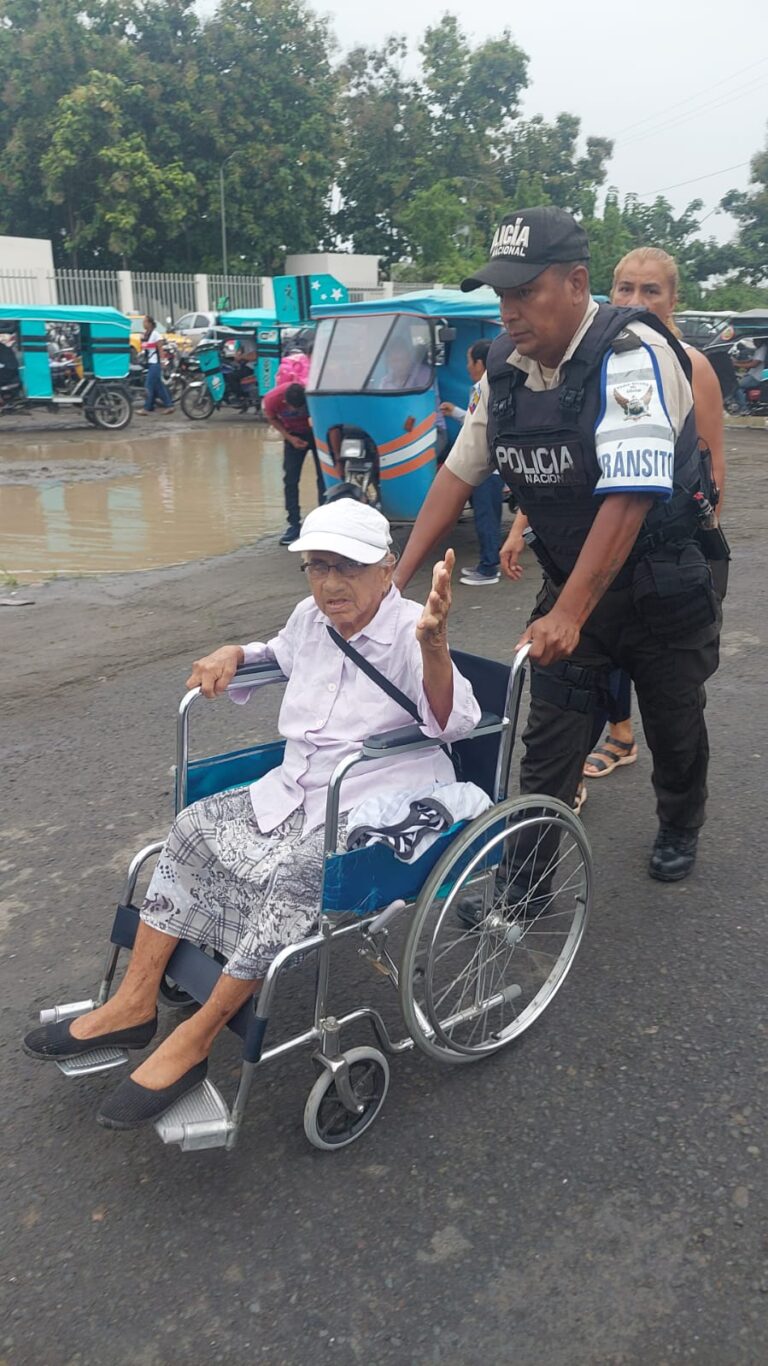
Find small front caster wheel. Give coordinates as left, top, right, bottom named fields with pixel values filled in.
left=303, top=1046, right=389, bottom=1150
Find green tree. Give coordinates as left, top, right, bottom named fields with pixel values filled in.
left=334, top=19, right=614, bottom=281
left=197, top=0, right=339, bottom=274
left=333, top=37, right=435, bottom=269
left=394, top=179, right=493, bottom=281
left=0, top=0, right=95, bottom=246
left=418, top=16, right=528, bottom=178
left=41, top=72, right=195, bottom=266
left=498, top=113, right=613, bottom=216
left=720, top=129, right=768, bottom=286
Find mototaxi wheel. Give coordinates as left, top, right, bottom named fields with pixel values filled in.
left=399, top=796, right=592, bottom=1065
left=303, top=1047, right=389, bottom=1150
left=181, top=384, right=215, bottom=420
left=89, top=383, right=132, bottom=431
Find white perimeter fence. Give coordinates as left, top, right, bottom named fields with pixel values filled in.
left=0, top=268, right=452, bottom=314
left=0, top=268, right=265, bottom=317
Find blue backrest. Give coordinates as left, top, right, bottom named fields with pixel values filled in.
left=450, top=650, right=511, bottom=798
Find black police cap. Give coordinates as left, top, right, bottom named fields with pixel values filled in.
left=461, top=206, right=590, bottom=292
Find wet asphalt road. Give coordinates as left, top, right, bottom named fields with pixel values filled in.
left=1, top=427, right=767, bottom=1365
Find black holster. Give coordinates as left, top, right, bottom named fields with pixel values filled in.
left=530, top=659, right=606, bottom=714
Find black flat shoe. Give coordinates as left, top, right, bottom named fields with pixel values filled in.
left=23, top=1014, right=158, bottom=1061
left=96, top=1059, right=208, bottom=1130
left=649, top=826, right=699, bottom=882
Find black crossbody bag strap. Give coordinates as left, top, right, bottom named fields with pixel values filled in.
left=326, top=625, right=422, bottom=722
left=325, top=626, right=460, bottom=773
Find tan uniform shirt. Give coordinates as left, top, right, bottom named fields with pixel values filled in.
left=446, top=300, right=694, bottom=491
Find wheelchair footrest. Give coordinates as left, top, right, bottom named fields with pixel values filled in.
left=56, top=1047, right=129, bottom=1076
left=155, top=1080, right=231, bottom=1151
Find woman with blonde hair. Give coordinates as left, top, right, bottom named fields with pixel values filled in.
left=582, top=245, right=726, bottom=784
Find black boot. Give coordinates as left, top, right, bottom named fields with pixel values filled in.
left=278, top=524, right=300, bottom=546
left=649, top=826, right=699, bottom=882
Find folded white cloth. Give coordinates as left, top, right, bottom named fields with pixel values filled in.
left=346, top=781, right=491, bottom=863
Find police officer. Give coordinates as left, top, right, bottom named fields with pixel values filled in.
left=394, top=206, right=723, bottom=884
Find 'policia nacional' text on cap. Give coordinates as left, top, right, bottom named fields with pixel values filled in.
left=461, top=207, right=590, bottom=292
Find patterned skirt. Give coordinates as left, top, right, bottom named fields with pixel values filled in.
left=141, top=788, right=344, bottom=979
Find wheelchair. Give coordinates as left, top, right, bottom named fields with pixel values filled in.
left=37, top=642, right=593, bottom=1153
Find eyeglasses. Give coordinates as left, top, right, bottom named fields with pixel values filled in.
left=300, top=557, right=369, bottom=581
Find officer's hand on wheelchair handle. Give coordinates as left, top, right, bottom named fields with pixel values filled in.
left=187, top=644, right=245, bottom=698
left=515, top=607, right=581, bottom=668
left=416, top=547, right=454, bottom=651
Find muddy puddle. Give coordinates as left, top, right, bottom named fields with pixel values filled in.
left=0, top=425, right=319, bottom=581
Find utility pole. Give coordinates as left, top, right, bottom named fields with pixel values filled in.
left=219, top=164, right=228, bottom=278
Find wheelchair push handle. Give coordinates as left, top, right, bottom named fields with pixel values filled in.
left=511, top=641, right=532, bottom=677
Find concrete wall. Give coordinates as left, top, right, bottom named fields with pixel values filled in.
left=1, top=236, right=55, bottom=272
left=284, top=253, right=380, bottom=289
left=0, top=237, right=57, bottom=304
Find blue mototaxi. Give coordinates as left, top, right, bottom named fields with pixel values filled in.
left=0, top=303, right=133, bottom=430
left=306, top=290, right=502, bottom=521
left=216, top=308, right=280, bottom=397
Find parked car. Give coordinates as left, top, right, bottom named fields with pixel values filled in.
left=166, top=311, right=219, bottom=352
left=673, top=311, right=730, bottom=349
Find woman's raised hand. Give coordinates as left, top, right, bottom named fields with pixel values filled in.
left=416, top=548, right=454, bottom=651
left=187, top=645, right=244, bottom=699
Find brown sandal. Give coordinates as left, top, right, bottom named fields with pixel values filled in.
left=584, top=735, right=638, bottom=779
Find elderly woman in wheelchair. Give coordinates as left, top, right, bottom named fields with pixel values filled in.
left=24, top=498, right=593, bottom=1151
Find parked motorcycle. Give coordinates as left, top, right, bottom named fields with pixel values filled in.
left=707, top=338, right=768, bottom=417
left=49, top=346, right=82, bottom=395
left=180, top=339, right=258, bottom=420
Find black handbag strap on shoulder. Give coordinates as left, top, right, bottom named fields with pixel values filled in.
left=325, top=625, right=422, bottom=723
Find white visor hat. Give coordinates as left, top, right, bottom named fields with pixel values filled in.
left=288, top=500, right=393, bottom=564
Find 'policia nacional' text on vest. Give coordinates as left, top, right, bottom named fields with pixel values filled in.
left=485, top=304, right=704, bottom=577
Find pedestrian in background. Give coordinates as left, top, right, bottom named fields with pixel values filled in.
left=262, top=381, right=325, bottom=545
left=139, top=315, right=174, bottom=416
left=441, top=339, right=504, bottom=585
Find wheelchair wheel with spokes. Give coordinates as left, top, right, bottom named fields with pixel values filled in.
left=399, top=796, right=592, bottom=1065
left=303, top=1047, right=390, bottom=1150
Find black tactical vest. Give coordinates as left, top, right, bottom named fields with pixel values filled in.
left=486, top=304, right=704, bottom=577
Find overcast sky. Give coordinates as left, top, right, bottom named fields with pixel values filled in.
left=204, top=0, right=768, bottom=245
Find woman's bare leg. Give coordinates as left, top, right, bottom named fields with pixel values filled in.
left=129, top=972, right=261, bottom=1090
left=69, top=922, right=178, bottom=1039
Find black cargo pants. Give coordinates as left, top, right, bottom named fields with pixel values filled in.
left=519, top=564, right=725, bottom=833
left=283, top=436, right=325, bottom=529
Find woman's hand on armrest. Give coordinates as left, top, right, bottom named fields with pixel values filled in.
left=187, top=645, right=245, bottom=698
left=416, top=549, right=454, bottom=729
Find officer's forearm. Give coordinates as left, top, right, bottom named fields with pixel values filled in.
left=557, top=494, right=653, bottom=628
left=394, top=466, right=473, bottom=589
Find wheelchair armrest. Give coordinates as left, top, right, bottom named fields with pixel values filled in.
left=226, top=663, right=287, bottom=691
left=361, top=711, right=505, bottom=758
